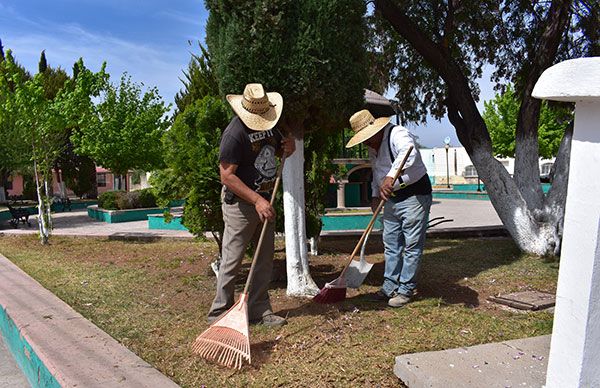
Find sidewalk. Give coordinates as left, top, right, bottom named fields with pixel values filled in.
left=0, top=254, right=180, bottom=388
left=0, top=198, right=504, bottom=240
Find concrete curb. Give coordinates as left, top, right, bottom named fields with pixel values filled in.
left=394, top=335, right=550, bottom=387
left=0, top=254, right=180, bottom=388
left=320, top=225, right=508, bottom=239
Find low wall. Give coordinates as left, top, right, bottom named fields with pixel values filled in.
left=321, top=212, right=383, bottom=232
left=148, top=214, right=189, bottom=231
left=87, top=205, right=165, bottom=223
left=0, top=306, right=61, bottom=388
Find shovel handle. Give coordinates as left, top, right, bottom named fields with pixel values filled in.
left=340, top=146, right=414, bottom=277
left=243, top=154, right=286, bottom=294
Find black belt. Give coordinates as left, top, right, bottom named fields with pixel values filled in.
left=391, top=174, right=432, bottom=201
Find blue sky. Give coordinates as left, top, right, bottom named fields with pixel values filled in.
left=1, top=1, right=496, bottom=148
left=1, top=0, right=208, bottom=114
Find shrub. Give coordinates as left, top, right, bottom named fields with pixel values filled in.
left=98, top=191, right=124, bottom=210
left=116, top=191, right=136, bottom=209
left=98, top=189, right=157, bottom=210
left=136, top=188, right=157, bottom=208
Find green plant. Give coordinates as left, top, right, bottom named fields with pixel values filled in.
left=136, top=188, right=157, bottom=209
left=97, top=191, right=124, bottom=210
left=161, top=96, right=229, bottom=244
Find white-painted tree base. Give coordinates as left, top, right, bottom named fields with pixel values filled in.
left=282, top=138, right=319, bottom=297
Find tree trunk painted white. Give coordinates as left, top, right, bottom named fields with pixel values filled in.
left=33, top=160, right=50, bottom=245
left=282, top=138, right=319, bottom=297
left=471, top=147, right=566, bottom=256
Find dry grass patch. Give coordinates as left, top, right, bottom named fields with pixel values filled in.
left=0, top=235, right=556, bottom=387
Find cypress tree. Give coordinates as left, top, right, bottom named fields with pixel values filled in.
left=38, top=50, right=48, bottom=73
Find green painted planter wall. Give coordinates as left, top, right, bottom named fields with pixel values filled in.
left=1, top=306, right=61, bottom=388
left=321, top=213, right=383, bottom=231
left=148, top=215, right=189, bottom=231
left=0, top=210, right=10, bottom=222
left=432, top=191, right=491, bottom=201
left=87, top=205, right=166, bottom=223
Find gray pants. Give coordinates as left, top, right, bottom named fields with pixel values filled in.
left=207, top=195, right=274, bottom=321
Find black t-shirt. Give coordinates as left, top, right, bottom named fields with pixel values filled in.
left=219, top=116, right=283, bottom=197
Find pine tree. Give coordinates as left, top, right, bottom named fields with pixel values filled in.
left=38, top=50, right=47, bottom=73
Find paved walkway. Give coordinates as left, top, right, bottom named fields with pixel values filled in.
left=0, top=198, right=503, bottom=239
left=395, top=335, right=550, bottom=388
left=0, top=254, right=180, bottom=387
left=0, top=208, right=193, bottom=239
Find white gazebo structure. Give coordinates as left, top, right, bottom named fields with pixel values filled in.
left=532, top=57, right=600, bottom=387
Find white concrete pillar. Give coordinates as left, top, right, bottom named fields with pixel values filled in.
left=336, top=180, right=346, bottom=209
left=532, top=57, right=600, bottom=388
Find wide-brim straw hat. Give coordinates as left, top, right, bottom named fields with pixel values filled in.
left=226, top=83, right=283, bottom=131
left=345, top=109, right=391, bottom=148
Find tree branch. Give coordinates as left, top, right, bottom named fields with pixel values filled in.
left=373, top=0, right=491, bottom=151
left=513, top=0, right=572, bottom=208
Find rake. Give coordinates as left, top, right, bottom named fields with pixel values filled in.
left=192, top=156, right=286, bottom=369
left=313, top=146, right=414, bottom=304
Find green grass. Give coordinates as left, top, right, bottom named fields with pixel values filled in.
left=0, top=235, right=557, bottom=387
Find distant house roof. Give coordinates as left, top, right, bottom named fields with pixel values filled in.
left=364, top=89, right=398, bottom=117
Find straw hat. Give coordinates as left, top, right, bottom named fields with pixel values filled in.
left=345, top=109, right=391, bottom=148
left=226, top=83, right=283, bottom=131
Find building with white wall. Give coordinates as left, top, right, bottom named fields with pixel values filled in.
left=420, top=146, right=555, bottom=186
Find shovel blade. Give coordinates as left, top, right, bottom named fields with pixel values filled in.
left=345, top=259, right=374, bottom=289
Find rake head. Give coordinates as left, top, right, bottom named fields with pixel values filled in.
left=192, top=294, right=251, bottom=369
left=313, top=276, right=347, bottom=304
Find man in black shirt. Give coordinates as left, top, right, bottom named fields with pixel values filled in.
left=208, top=83, right=294, bottom=327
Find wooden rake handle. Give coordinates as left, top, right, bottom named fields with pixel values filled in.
left=340, top=146, right=414, bottom=276
left=243, top=154, right=286, bottom=294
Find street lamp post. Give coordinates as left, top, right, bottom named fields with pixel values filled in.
left=444, top=143, right=450, bottom=188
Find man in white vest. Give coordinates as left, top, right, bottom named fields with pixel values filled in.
left=346, top=109, right=432, bottom=307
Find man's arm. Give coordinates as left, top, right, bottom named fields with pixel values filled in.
left=380, top=128, right=415, bottom=200
left=219, top=161, right=275, bottom=222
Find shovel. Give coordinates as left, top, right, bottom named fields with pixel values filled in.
left=345, top=220, right=375, bottom=288
left=313, top=146, right=414, bottom=303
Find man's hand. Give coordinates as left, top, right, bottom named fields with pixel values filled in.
left=255, top=196, right=275, bottom=222
left=281, top=136, right=296, bottom=157
left=379, top=176, right=395, bottom=200
left=371, top=197, right=381, bottom=213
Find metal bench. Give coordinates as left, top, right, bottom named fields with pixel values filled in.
left=6, top=203, right=31, bottom=228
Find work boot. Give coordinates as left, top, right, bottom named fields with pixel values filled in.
left=250, top=314, right=287, bottom=328
left=388, top=293, right=411, bottom=308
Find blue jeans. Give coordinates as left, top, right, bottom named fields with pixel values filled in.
left=381, top=194, right=432, bottom=297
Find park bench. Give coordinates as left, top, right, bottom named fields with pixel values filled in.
left=6, top=203, right=31, bottom=228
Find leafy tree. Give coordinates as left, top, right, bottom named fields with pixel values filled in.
left=71, top=73, right=170, bottom=185
left=55, top=131, right=97, bottom=198
left=371, top=0, right=598, bottom=256
left=0, top=51, right=69, bottom=243
left=0, top=46, right=30, bottom=201
left=161, top=96, right=229, bottom=248
left=206, top=0, right=369, bottom=295
left=174, top=42, right=220, bottom=113
left=483, top=84, right=573, bottom=158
